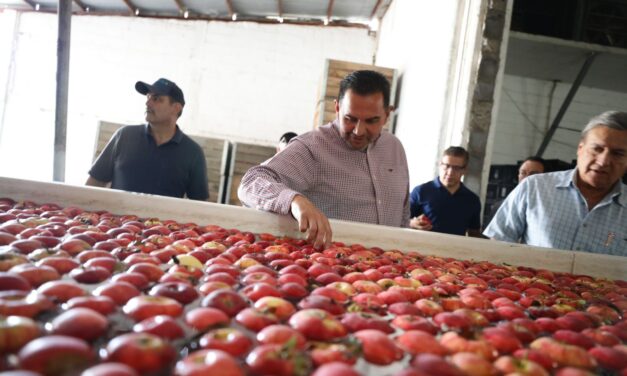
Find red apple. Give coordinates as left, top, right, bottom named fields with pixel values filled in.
left=122, top=295, right=183, bottom=321
left=201, top=289, right=247, bottom=317
left=257, top=324, right=307, bottom=350
left=18, top=335, right=95, bottom=376
left=37, top=280, right=86, bottom=303
left=149, top=282, right=199, bottom=305
left=93, top=281, right=140, bottom=306
left=185, top=307, right=230, bottom=331
left=81, top=362, right=139, bottom=376
left=0, top=315, right=40, bottom=353
left=50, top=307, right=108, bottom=342
left=105, top=332, right=176, bottom=374
left=64, top=295, right=117, bottom=316
left=175, top=349, right=244, bottom=376
left=395, top=330, right=449, bottom=356
left=245, top=343, right=310, bottom=376
left=288, top=309, right=346, bottom=341
left=199, top=327, right=253, bottom=356
left=133, top=315, right=185, bottom=340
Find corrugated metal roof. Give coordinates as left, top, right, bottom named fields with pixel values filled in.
left=1, top=0, right=394, bottom=27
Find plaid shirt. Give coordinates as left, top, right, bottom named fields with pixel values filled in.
left=484, top=169, right=627, bottom=256
left=238, top=121, right=410, bottom=227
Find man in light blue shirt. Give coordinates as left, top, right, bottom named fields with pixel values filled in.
left=484, top=111, right=627, bottom=256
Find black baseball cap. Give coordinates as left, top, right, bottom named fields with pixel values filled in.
left=135, top=78, right=185, bottom=106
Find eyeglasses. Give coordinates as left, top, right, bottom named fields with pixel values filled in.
left=440, top=163, right=466, bottom=172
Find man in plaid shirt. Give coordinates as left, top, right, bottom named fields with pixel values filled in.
left=238, top=70, right=410, bottom=249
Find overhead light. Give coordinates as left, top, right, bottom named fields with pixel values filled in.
left=134, top=8, right=140, bottom=16
left=85, top=6, right=90, bottom=12
left=323, top=17, right=329, bottom=25
left=278, top=16, right=283, bottom=23
left=231, top=13, right=237, bottom=21
left=183, top=10, right=189, bottom=18
left=35, top=3, right=40, bottom=11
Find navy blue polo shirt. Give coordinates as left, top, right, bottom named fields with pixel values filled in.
left=409, top=178, right=481, bottom=235
left=89, top=124, right=209, bottom=200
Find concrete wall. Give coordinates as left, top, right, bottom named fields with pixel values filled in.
left=0, top=11, right=376, bottom=184
left=492, top=74, right=627, bottom=164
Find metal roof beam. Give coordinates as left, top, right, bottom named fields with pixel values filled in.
left=73, top=0, right=87, bottom=12
left=22, top=0, right=37, bottom=10
left=173, top=0, right=186, bottom=14
left=370, top=0, right=382, bottom=18
left=225, top=0, right=235, bottom=18
left=277, top=0, right=283, bottom=19
left=122, top=0, right=137, bottom=15
left=326, top=0, right=334, bottom=21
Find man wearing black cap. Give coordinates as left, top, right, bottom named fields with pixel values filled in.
left=86, top=78, right=209, bottom=201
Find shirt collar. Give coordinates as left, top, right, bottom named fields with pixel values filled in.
left=144, top=123, right=184, bottom=144
left=562, top=168, right=627, bottom=207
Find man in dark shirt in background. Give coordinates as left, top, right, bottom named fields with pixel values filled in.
left=409, top=146, right=482, bottom=237
left=86, top=78, right=208, bottom=201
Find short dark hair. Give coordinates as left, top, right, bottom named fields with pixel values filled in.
left=279, top=132, right=298, bottom=144
left=581, top=111, right=627, bottom=140
left=338, top=70, right=391, bottom=108
left=521, top=156, right=546, bottom=171
left=443, top=146, right=469, bottom=166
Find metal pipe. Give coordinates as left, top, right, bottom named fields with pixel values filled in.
left=535, top=52, right=597, bottom=157
left=54, top=0, right=72, bottom=182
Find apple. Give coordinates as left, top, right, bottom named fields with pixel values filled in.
left=395, top=330, right=448, bottom=356
left=245, top=343, right=310, bottom=376
left=93, top=281, right=140, bottom=306
left=9, top=264, right=60, bottom=287
left=297, top=295, right=345, bottom=316
left=122, top=295, right=183, bottom=321
left=0, top=290, right=53, bottom=317
left=175, top=349, right=244, bottom=376
left=253, top=296, right=296, bottom=321
left=70, top=266, right=112, bottom=284
left=410, top=353, right=465, bottom=376
left=588, top=346, right=627, bottom=371
left=37, top=280, right=86, bottom=303
left=235, top=307, right=279, bottom=332
left=149, top=282, right=199, bottom=305
left=185, top=307, right=230, bottom=331
left=0, top=252, right=29, bottom=271
left=309, top=341, right=360, bottom=366
left=36, top=256, right=79, bottom=274
left=104, top=332, right=176, bottom=374
left=0, top=315, right=40, bottom=353
left=257, top=324, right=307, bottom=350
left=201, top=289, right=247, bottom=317
left=529, top=337, right=596, bottom=369
left=18, top=335, right=95, bottom=376
left=552, top=329, right=596, bottom=349
left=341, top=312, right=394, bottom=333
left=10, top=239, right=44, bottom=255
left=449, top=352, right=498, bottom=376
left=311, top=362, right=360, bottom=376
left=493, top=355, right=549, bottom=376
left=50, top=307, right=108, bottom=342
left=81, top=362, right=139, bottom=376
left=0, top=272, right=31, bottom=291
left=391, top=314, right=438, bottom=334
left=133, top=315, right=185, bottom=340
left=111, top=272, right=149, bottom=290
left=64, top=295, right=117, bottom=316
left=241, top=282, right=282, bottom=301
left=288, top=309, right=346, bottom=341
left=439, top=331, right=497, bottom=360
left=480, top=327, right=523, bottom=354
left=198, top=327, right=252, bottom=356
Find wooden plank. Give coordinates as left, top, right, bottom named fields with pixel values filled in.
left=316, top=59, right=397, bottom=131
left=1, top=176, right=624, bottom=280
left=93, top=121, right=227, bottom=203
left=227, top=142, right=276, bottom=205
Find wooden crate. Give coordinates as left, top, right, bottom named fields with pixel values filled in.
left=225, top=142, right=277, bottom=206
left=93, top=121, right=229, bottom=204
left=314, top=59, right=398, bottom=131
